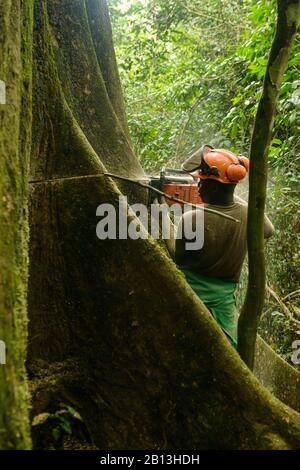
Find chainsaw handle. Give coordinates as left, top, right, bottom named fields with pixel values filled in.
left=160, top=167, right=198, bottom=182
left=160, top=167, right=187, bottom=177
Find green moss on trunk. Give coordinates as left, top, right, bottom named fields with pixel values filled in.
left=0, top=0, right=33, bottom=450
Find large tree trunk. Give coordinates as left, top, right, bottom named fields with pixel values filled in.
left=27, top=0, right=300, bottom=450
left=0, top=0, right=33, bottom=450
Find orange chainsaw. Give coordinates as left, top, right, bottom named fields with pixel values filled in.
left=149, top=167, right=203, bottom=206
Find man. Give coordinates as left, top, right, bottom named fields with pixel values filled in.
left=171, top=144, right=274, bottom=348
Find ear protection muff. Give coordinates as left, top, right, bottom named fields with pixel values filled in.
left=226, top=163, right=247, bottom=182
left=226, top=155, right=249, bottom=182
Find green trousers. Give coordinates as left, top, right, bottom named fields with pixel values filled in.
left=182, top=268, right=238, bottom=348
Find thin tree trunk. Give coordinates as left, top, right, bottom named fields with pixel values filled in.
left=238, top=0, right=300, bottom=369
left=0, top=0, right=33, bottom=450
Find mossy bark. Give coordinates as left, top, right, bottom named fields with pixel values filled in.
left=27, top=0, right=300, bottom=449
left=238, top=0, right=300, bottom=369
left=254, top=337, right=300, bottom=413
left=0, top=0, right=33, bottom=450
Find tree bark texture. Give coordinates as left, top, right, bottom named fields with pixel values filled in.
left=0, top=0, right=33, bottom=450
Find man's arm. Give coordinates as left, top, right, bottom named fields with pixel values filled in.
left=263, top=215, right=275, bottom=239
left=175, top=210, right=202, bottom=266
left=158, top=204, right=197, bottom=265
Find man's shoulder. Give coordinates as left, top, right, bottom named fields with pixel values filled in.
left=206, top=201, right=247, bottom=216
left=179, top=201, right=247, bottom=225
left=234, top=195, right=248, bottom=207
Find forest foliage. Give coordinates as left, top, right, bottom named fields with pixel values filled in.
left=110, top=0, right=300, bottom=366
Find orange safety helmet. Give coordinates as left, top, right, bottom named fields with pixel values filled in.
left=182, top=145, right=249, bottom=184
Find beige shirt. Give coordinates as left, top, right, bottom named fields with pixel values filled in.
left=175, top=199, right=274, bottom=283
